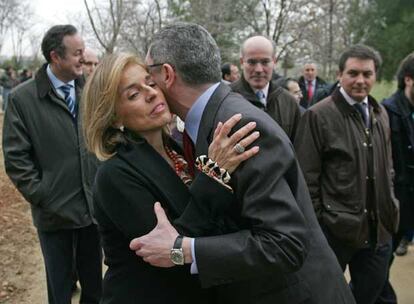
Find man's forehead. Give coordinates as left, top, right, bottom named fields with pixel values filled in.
left=344, top=58, right=375, bottom=70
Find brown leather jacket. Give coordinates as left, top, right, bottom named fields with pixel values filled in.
left=294, top=88, right=399, bottom=249
left=230, top=76, right=301, bottom=141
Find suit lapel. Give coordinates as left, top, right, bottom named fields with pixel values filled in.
left=195, top=83, right=231, bottom=156
left=117, top=138, right=190, bottom=218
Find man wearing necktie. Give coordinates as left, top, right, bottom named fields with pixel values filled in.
left=230, top=36, right=301, bottom=141
left=130, top=23, right=355, bottom=304
left=298, top=62, right=327, bottom=109
left=2, top=25, right=102, bottom=303
left=294, top=44, right=399, bottom=304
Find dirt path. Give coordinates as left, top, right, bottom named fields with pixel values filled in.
left=0, top=111, right=413, bottom=303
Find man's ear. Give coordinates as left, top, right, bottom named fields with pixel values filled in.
left=162, top=63, right=176, bottom=89
left=50, top=50, right=60, bottom=64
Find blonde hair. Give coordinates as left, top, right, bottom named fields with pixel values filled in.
left=82, top=52, right=145, bottom=160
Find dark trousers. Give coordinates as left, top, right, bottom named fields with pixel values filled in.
left=327, top=236, right=392, bottom=304
left=37, top=224, right=102, bottom=304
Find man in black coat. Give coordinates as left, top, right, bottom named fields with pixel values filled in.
left=378, top=52, right=414, bottom=304
left=2, top=25, right=102, bottom=303
left=298, top=62, right=327, bottom=109
left=129, top=22, right=355, bottom=304
left=230, top=36, right=301, bottom=141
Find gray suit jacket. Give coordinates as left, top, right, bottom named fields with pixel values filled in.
left=193, top=84, right=355, bottom=304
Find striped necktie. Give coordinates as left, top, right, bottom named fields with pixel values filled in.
left=60, top=84, right=76, bottom=118
left=255, top=90, right=266, bottom=106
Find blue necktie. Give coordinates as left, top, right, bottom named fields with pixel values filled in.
left=255, top=90, right=266, bottom=106
left=354, top=102, right=369, bottom=128
left=60, top=84, right=76, bottom=118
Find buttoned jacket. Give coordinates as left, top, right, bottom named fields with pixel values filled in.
left=294, top=88, right=399, bottom=248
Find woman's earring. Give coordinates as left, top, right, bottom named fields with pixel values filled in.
left=119, top=125, right=125, bottom=132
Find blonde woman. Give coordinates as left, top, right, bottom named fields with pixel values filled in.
left=82, top=53, right=259, bottom=303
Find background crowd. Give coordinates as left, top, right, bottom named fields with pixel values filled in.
left=0, top=4, right=413, bottom=304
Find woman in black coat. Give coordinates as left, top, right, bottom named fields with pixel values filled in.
left=82, top=53, right=259, bottom=303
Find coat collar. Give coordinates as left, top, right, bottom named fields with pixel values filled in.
left=195, top=83, right=232, bottom=156
left=332, top=87, right=382, bottom=116
left=116, top=136, right=190, bottom=218
left=35, top=63, right=85, bottom=100
left=231, top=74, right=277, bottom=106
left=383, top=90, right=413, bottom=118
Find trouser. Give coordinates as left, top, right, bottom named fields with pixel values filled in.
left=326, top=234, right=392, bottom=304
left=37, top=224, right=102, bottom=304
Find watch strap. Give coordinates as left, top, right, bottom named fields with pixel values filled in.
left=173, top=235, right=183, bottom=249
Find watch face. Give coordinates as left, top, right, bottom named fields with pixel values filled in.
left=170, top=249, right=184, bottom=265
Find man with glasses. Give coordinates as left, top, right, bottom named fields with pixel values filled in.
left=130, top=23, right=354, bottom=304
left=230, top=35, right=301, bottom=141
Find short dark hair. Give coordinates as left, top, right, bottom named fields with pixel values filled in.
left=280, top=77, right=298, bottom=90
left=41, top=24, right=78, bottom=63
left=397, top=53, right=414, bottom=90
left=338, top=44, right=382, bottom=73
left=221, top=63, right=231, bottom=79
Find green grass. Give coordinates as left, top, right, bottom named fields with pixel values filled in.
left=371, top=81, right=397, bottom=102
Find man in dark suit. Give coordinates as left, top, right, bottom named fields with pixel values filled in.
left=130, top=22, right=355, bottom=304
left=2, top=25, right=102, bottom=303
left=298, top=62, right=327, bottom=109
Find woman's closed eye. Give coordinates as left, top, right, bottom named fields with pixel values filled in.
left=127, top=90, right=140, bottom=100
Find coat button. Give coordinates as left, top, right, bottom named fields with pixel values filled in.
left=364, top=209, right=368, bottom=213
left=364, top=240, right=369, bottom=244
left=327, top=204, right=331, bottom=209
left=363, top=142, right=367, bottom=147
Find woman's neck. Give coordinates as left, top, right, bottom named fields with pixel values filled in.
left=140, top=129, right=171, bottom=164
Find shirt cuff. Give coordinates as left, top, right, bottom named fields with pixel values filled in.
left=190, top=238, right=198, bottom=274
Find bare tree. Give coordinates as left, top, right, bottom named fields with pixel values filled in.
left=84, top=0, right=135, bottom=54
left=0, top=0, right=26, bottom=53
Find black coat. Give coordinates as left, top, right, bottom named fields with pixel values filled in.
left=93, top=135, right=237, bottom=303
left=383, top=90, right=414, bottom=232
left=192, top=84, right=355, bottom=304
left=230, top=76, right=301, bottom=141
left=298, top=76, right=327, bottom=109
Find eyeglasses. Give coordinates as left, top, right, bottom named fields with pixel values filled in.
left=246, top=58, right=273, bottom=67
left=147, top=63, right=165, bottom=69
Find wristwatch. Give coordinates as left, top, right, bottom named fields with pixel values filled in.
left=170, top=235, right=185, bottom=265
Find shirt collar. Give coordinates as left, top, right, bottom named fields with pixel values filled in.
left=340, top=87, right=368, bottom=106
left=46, top=64, right=75, bottom=90
left=184, top=82, right=221, bottom=144
left=254, top=82, right=270, bottom=99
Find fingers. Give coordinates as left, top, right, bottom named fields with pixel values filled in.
left=154, top=202, right=168, bottom=225
left=229, top=121, right=257, bottom=145
left=212, top=121, right=223, bottom=140
left=237, top=131, right=260, bottom=149
left=237, top=145, right=260, bottom=162
left=130, top=237, right=143, bottom=251
left=218, top=113, right=242, bottom=138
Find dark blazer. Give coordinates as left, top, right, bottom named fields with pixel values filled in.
left=230, top=76, right=301, bottom=141
left=298, top=76, right=327, bottom=109
left=192, top=84, right=355, bottom=304
left=93, top=135, right=237, bottom=304
left=383, top=90, right=414, bottom=232
left=3, top=64, right=98, bottom=231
